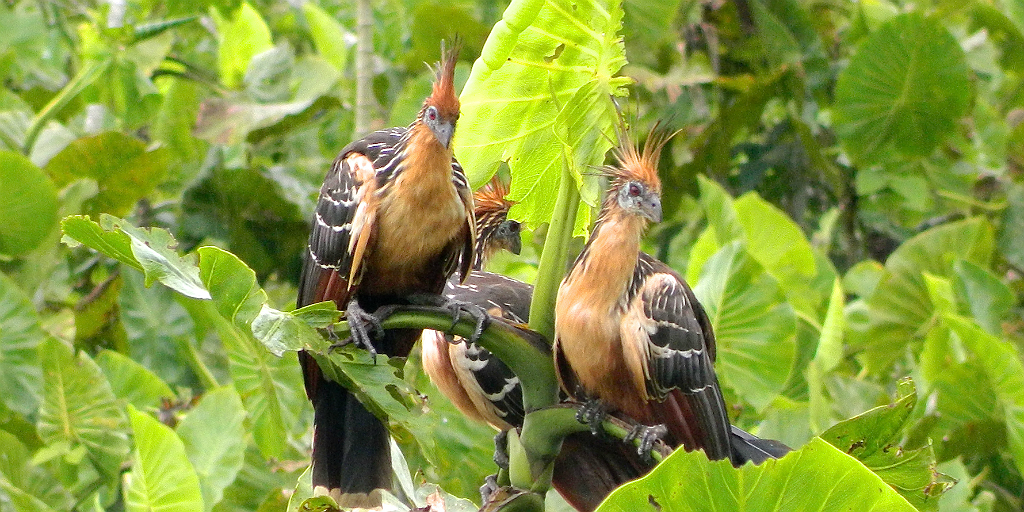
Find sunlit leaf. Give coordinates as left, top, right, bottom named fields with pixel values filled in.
left=0, top=151, right=57, bottom=255
left=61, top=214, right=210, bottom=299
left=215, top=2, right=273, bottom=89
left=820, top=380, right=952, bottom=511
left=302, top=3, right=350, bottom=71
left=597, top=437, right=917, bottom=512
left=457, top=0, right=630, bottom=234
left=835, top=13, right=973, bottom=163
left=124, top=406, right=204, bottom=512
left=0, top=430, right=73, bottom=512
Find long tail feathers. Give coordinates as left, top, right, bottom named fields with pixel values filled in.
left=552, top=433, right=651, bottom=512
left=728, top=425, right=792, bottom=466
left=310, top=378, right=391, bottom=508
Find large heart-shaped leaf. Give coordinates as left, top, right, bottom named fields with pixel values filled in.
left=835, top=13, right=973, bottom=163
left=456, top=0, right=630, bottom=234
left=597, top=437, right=917, bottom=512
left=36, top=338, right=130, bottom=478
left=692, top=241, right=796, bottom=410
left=0, top=273, right=44, bottom=417
left=176, top=387, right=247, bottom=512
left=124, top=406, right=204, bottom=512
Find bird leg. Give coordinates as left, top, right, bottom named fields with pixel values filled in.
left=492, top=429, right=510, bottom=469
left=623, top=422, right=669, bottom=464
left=330, top=298, right=387, bottom=362
left=575, top=398, right=608, bottom=437
left=406, top=292, right=491, bottom=344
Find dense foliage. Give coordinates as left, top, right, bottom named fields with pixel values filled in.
left=1, top=0, right=1023, bottom=511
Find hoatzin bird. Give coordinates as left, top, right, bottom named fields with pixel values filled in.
left=554, top=124, right=765, bottom=467
left=297, top=42, right=477, bottom=507
left=421, top=177, right=528, bottom=430
left=424, top=172, right=787, bottom=511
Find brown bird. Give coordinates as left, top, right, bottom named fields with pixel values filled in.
left=296, top=42, right=476, bottom=508
left=425, top=170, right=787, bottom=511
left=422, top=177, right=527, bottom=431
left=554, top=124, right=734, bottom=463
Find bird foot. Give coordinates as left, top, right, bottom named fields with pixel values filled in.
left=407, top=292, right=491, bottom=344
left=479, top=474, right=500, bottom=504
left=329, top=298, right=387, bottom=362
left=492, top=430, right=510, bottom=469
left=575, top=399, right=607, bottom=437
left=623, top=422, right=669, bottom=464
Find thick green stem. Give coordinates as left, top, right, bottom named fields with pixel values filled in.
left=528, top=162, right=580, bottom=342
left=23, top=59, right=108, bottom=154
left=364, top=307, right=559, bottom=414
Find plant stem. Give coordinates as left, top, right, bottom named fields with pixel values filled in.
left=527, top=161, right=579, bottom=342
left=354, top=0, right=373, bottom=136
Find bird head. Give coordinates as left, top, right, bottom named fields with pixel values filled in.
left=421, top=40, right=461, bottom=149
left=473, top=176, right=521, bottom=264
left=604, top=123, right=674, bottom=223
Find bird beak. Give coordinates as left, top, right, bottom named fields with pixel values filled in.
left=433, top=121, right=454, bottom=149
left=508, top=233, right=522, bottom=255
left=642, top=196, right=662, bottom=222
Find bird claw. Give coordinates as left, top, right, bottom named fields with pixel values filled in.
left=576, top=399, right=607, bottom=437
left=624, top=423, right=668, bottom=464
left=407, top=293, right=491, bottom=344
left=329, top=299, right=387, bottom=362
left=479, top=474, right=500, bottom=504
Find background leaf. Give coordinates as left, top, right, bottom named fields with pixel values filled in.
left=124, top=405, right=204, bottom=512
left=176, top=387, right=247, bottom=512
left=835, top=13, right=973, bottom=163
left=0, top=151, right=57, bottom=256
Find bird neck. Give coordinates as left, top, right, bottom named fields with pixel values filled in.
left=571, top=211, right=647, bottom=304
left=399, top=123, right=452, bottom=190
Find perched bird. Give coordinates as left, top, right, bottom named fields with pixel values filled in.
left=554, top=124, right=734, bottom=464
left=422, top=177, right=528, bottom=431
left=424, top=168, right=787, bottom=511
left=296, top=42, right=476, bottom=508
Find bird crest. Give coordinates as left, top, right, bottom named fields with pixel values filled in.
left=604, top=121, right=677, bottom=194
left=425, top=39, right=462, bottom=121
left=474, top=175, right=514, bottom=217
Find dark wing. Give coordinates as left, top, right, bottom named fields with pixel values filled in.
left=443, top=271, right=539, bottom=428
left=621, top=253, right=732, bottom=459
left=297, top=128, right=407, bottom=309
left=450, top=159, right=475, bottom=283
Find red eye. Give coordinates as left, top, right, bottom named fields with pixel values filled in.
left=628, top=183, right=641, bottom=197
left=426, top=107, right=438, bottom=121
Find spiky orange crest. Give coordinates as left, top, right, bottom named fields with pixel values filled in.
left=426, top=39, right=462, bottom=121
left=606, top=121, right=676, bottom=194
left=474, top=175, right=513, bottom=218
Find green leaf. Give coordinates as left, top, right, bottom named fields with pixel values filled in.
left=944, top=314, right=1024, bottom=480
left=953, top=260, right=1013, bottom=336
left=177, top=387, right=247, bottom=512
left=0, top=151, right=57, bottom=255
left=96, top=349, right=175, bottom=412
left=597, top=437, right=917, bottom=512
left=216, top=2, right=273, bottom=89
left=820, top=380, right=952, bottom=511
left=301, top=3, right=349, bottom=71
left=0, top=430, right=73, bottom=512
left=124, top=406, right=204, bottom=512
left=456, top=0, right=629, bottom=234
left=835, top=13, right=973, bottom=163
left=852, top=217, right=994, bottom=373
left=119, top=271, right=200, bottom=388
left=62, top=214, right=210, bottom=299
left=45, top=132, right=169, bottom=217
left=0, top=273, right=44, bottom=417
left=808, top=279, right=845, bottom=432
left=36, top=338, right=130, bottom=478
left=693, top=242, right=796, bottom=409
